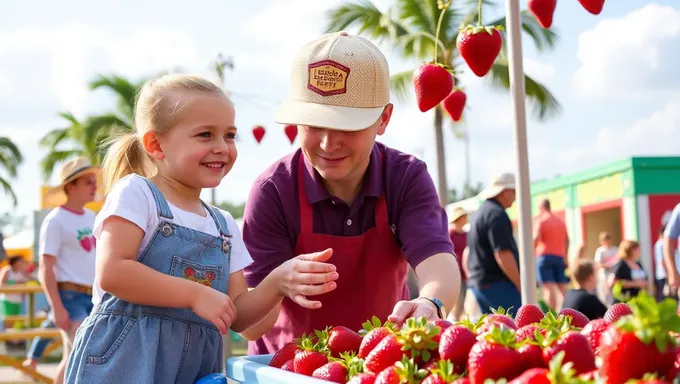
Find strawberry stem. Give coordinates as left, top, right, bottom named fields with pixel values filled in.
left=434, top=0, right=452, bottom=65
left=477, top=0, right=483, bottom=26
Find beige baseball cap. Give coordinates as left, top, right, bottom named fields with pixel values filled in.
left=275, top=31, right=390, bottom=131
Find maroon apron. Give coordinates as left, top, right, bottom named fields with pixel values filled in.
left=248, top=154, right=409, bottom=355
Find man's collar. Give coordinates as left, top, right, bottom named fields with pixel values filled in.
left=301, top=144, right=383, bottom=204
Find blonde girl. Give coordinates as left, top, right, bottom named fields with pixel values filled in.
left=64, top=74, right=339, bottom=383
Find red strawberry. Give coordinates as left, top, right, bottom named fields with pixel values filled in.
left=666, top=351, right=680, bottom=381
left=283, top=124, right=297, bottom=144
left=579, top=370, right=598, bottom=381
left=578, top=0, right=605, bottom=15
left=358, top=316, right=396, bottom=359
left=327, top=326, right=362, bottom=358
left=518, top=343, right=545, bottom=370
left=269, top=341, right=300, bottom=368
left=557, top=308, right=590, bottom=328
left=510, top=351, right=580, bottom=384
left=280, top=359, right=295, bottom=372
left=252, top=125, right=265, bottom=143
left=484, top=307, right=517, bottom=329
left=456, top=25, right=503, bottom=77
left=312, top=361, right=347, bottom=383
left=516, top=325, right=545, bottom=343
left=412, top=63, right=454, bottom=112
left=363, top=334, right=405, bottom=374
left=580, top=319, right=609, bottom=355
left=347, top=373, right=377, bottom=384
left=515, top=304, right=545, bottom=328
left=541, top=331, right=596, bottom=375
left=467, top=325, right=524, bottom=384
left=438, top=325, right=477, bottom=374
left=604, top=302, right=632, bottom=323
left=293, top=334, right=329, bottom=376
left=374, top=356, right=427, bottom=384
left=442, top=90, right=466, bottom=122
left=509, top=367, right=550, bottom=384
left=452, top=379, right=471, bottom=384
left=528, top=0, right=557, bottom=29
left=422, top=360, right=460, bottom=384
left=80, top=236, right=92, bottom=252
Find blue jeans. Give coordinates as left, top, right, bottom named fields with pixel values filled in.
left=27, top=318, right=56, bottom=360
left=51, top=290, right=93, bottom=323
left=536, top=254, right=570, bottom=284
left=470, top=280, right=522, bottom=317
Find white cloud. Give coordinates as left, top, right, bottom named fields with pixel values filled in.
left=573, top=4, right=680, bottom=99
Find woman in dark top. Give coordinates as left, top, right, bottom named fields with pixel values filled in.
left=608, top=240, right=648, bottom=304
left=562, top=259, right=607, bottom=320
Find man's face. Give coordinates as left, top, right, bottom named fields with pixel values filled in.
left=298, top=105, right=393, bottom=183
left=500, top=189, right=516, bottom=208
left=65, top=173, right=98, bottom=204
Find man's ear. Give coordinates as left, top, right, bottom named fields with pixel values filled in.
left=142, top=131, right=164, bottom=160
left=376, top=104, right=394, bottom=136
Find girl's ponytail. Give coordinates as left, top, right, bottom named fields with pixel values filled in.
left=101, top=132, right=151, bottom=193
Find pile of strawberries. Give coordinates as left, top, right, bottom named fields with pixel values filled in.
left=267, top=291, right=680, bottom=384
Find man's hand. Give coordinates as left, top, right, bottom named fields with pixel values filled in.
left=53, top=305, right=70, bottom=331
left=387, top=298, right=438, bottom=326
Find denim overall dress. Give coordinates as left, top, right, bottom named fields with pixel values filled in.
left=65, top=179, right=232, bottom=384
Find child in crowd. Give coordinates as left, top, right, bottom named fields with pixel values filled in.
left=561, top=259, right=607, bottom=320
left=594, top=231, right=619, bottom=302
left=65, top=74, right=339, bottom=383
left=0, top=255, right=32, bottom=318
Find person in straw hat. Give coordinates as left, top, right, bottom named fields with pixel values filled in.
left=36, top=157, right=98, bottom=384
left=466, top=173, right=522, bottom=316
left=240, top=31, right=461, bottom=355
left=448, top=206, right=469, bottom=321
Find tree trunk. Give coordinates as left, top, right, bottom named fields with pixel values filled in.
left=434, top=107, right=448, bottom=207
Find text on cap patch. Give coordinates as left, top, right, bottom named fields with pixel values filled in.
left=307, top=60, right=350, bottom=96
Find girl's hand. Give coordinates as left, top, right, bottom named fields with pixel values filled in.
left=190, top=285, right=237, bottom=335
left=273, top=248, right=338, bottom=309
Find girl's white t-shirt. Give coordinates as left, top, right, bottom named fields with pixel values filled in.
left=91, top=174, right=253, bottom=306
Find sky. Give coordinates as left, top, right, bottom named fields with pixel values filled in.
left=2, top=0, right=680, bottom=231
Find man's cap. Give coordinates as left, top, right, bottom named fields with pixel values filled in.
left=275, top=31, right=390, bottom=131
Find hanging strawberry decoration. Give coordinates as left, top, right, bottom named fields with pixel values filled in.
left=284, top=124, right=298, bottom=144
left=412, top=0, right=454, bottom=113
left=442, top=89, right=467, bottom=122
left=579, top=0, right=605, bottom=15
left=528, top=0, right=557, bottom=29
left=456, top=0, right=504, bottom=77
left=252, top=125, right=266, bottom=143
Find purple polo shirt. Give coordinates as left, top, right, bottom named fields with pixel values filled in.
left=242, top=142, right=454, bottom=287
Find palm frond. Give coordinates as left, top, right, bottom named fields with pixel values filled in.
left=390, top=69, right=415, bottom=102
left=324, top=0, right=411, bottom=42
left=0, top=176, right=17, bottom=207
left=40, top=150, right=83, bottom=181
left=38, top=128, right=70, bottom=149
left=89, top=74, right=141, bottom=120
left=0, top=137, right=23, bottom=177
left=488, top=61, right=561, bottom=120
left=486, top=10, right=558, bottom=52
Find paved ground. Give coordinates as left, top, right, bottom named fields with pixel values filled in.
left=0, top=363, right=57, bottom=383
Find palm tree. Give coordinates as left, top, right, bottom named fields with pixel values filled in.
left=325, top=0, right=561, bottom=206
left=89, top=74, right=143, bottom=128
left=0, top=136, right=24, bottom=206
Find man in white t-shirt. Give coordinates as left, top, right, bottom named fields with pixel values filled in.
left=36, top=157, right=98, bottom=384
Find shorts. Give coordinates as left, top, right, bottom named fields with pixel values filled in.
left=1, top=300, right=21, bottom=317
left=536, top=254, right=570, bottom=284
left=50, top=290, right=94, bottom=323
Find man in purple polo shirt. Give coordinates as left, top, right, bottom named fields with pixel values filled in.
left=240, top=31, right=460, bottom=355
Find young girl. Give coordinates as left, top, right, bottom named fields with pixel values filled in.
left=64, top=74, right=339, bottom=383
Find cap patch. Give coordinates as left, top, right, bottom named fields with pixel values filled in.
left=307, top=60, right=350, bottom=96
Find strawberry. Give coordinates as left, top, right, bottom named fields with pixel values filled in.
left=442, top=90, right=466, bottom=122
left=456, top=25, right=503, bottom=78
left=528, top=0, right=557, bottom=29
left=578, top=0, right=605, bottom=15
left=599, top=293, right=680, bottom=384
left=358, top=316, right=396, bottom=359
left=540, top=330, right=596, bottom=375
left=438, top=325, right=477, bottom=374
left=518, top=343, right=545, bottom=370
left=283, top=124, right=297, bottom=144
left=665, top=351, right=680, bottom=382
left=364, top=317, right=439, bottom=374
left=412, top=63, right=454, bottom=112
left=78, top=230, right=93, bottom=252
left=516, top=325, right=545, bottom=343
left=312, top=361, right=348, bottom=383
left=579, top=370, right=598, bottom=381
left=509, top=367, right=550, bottom=384
left=557, top=308, right=590, bottom=328
left=467, top=325, right=524, bottom=384
left=422, top=360, right=460, bottom=384
left=452, top=379, right=471, bottom=384
left=580, top=319, right=609, bottom=355
left=252, top=125, right=265, bottom=143
left=484, top=307, right=517, bottom=329
left=509, top=351, right=582, bottom=384
left=515, top=304, right=545, bottom=328
left=603, top=302, right=632, bottom=323
left=326, top=326, right=362, bottom=358
left=269, top=341, right=301, bottom=368
left=293, top=334, right=329, bottom=376
left=280, top=359, right=295, bottom=372
left=347, top=373, right=377, bottom=384
left=374, top=356, right=427, bottom=384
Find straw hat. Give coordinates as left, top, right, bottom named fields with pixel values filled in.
left=478, top=173, right=516, bottom=200
left=43, top=157, right=100, bottom=206
left=449, top=207, right=468, bottom=223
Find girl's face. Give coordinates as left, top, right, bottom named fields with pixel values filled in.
left=152, top=92, right=237, bottom=190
